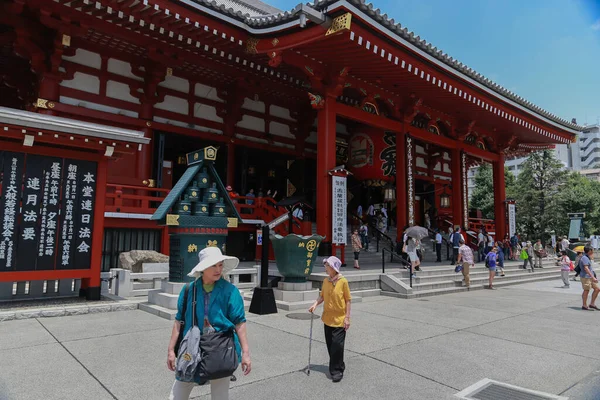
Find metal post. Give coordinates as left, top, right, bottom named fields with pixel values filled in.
left=260, top=225, right=270, bottom=287
left=376, top=232, right=380, bottom=253
left=410, top=267, right=413, bottom=288
left=249, top=225, right=277, bottom=315
left=288, top=210, right=293, bottom=234
left=381, top=249, right=385, bottom=274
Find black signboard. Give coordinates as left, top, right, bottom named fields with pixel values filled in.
left=0, top=152, right=98, bottom=272
left=36, top=157, right=63, bottom=271
left=72, top=161, right=97, bottom=270
left=0, top=152, right=25, bottom=270
left=15, top=155, right=46, bottom=271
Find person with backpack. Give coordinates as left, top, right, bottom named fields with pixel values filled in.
left=496, top=243, right=506, bottom=277
left=456, top=238, right=473, bottom=289
left=450, top=227, right=463, bottom=265
left=559, top=250, right=571, bottom=288
left=485, top=245, right=498, bottom=289
left=359, top=223, right=369, bottom=251
left=533, top=239, right=544, bottom=269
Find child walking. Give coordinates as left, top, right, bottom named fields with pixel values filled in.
left=308, top=256, right=352, bottom=383
left=559, top=250, right=571, bottom=288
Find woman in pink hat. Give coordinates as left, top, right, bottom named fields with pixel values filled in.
left=308, top=256, right=352, bottom=382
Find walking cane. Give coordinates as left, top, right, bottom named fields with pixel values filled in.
left=306, top=311, right=314, bottom=376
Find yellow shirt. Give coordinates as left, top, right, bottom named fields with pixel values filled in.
left=320, top=277, right=352, bottom=327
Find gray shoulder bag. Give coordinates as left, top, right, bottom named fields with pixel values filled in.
left=175, top=281, right=202, bottom=382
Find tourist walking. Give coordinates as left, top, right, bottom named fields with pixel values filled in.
left=356, top=204, right=363, bottom=220
left=486, top=232, right=494, bottom=255
left=561, top=236, right=570, bottom=252
left=167, top=247, right=251, bottom=400
left=503, top=235, right=511, bottom=259
left=435, top=229, right=443, bottom=262
left=578, top=246, right=599, bottom=311
left=485, top=245, right=498, bottom=289
left=450, top=227, right=463, bottom=265
left=359, top=223, right=369, bottom=251
left=308, top=256, right=352, bottom=382
left=533, top=239, right=544, bottom=268
left=591, top=234, right=599, bottom=251
left=496, top=243, right=506, bottom=277
left=521, top=241, right=534, bottom=272
left=456, top=239, right=473, bottom=289
left=510, top=233, right=519, bottom=260
left=477, top=229, right=485, bottom=263
left=351, top=229, right=362, bottom=270
left=405, top=237, right=421, bottom=278
left=559, top=250, right=571, bottom=288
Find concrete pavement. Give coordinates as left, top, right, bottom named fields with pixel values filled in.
left=1, top=279, right=599, bottom=400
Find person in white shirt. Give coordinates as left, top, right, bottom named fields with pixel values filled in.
left=561, top=236, right=570, bottom=252
left=435, top=229, right=443, bottom=262
left=591, top=234, right=599, bottom=250
left=477, top=229, right=485, bottom=263
left=356, top=204, right=363, bottom=219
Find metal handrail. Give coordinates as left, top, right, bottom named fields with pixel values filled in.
left=381, top=248, right=413, bottom=287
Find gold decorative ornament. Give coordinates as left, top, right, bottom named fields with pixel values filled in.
left=146, top=121, right=152, bottom=127
left=194, top=153, right=199, bottom=160
left=207, top=240, right=218, bottom=247
left=245, top=37, right=260, bottom=54
left=202, top=206, right=207, bottom=212
left=306, top=240, right=317, bottom=252
left=219, top=208, right=224, bottom=213
left=227, top=218, right=238, bottom=228
left=204, top=146, right=217, bottom=160
left=202, top=178, right=208, bottom=183
left=62, top=34, right=71, bottom=47
left=36, top=98, right=49, bottom=109
left=187, top=244, right=198, bottom=253
left=48, top=102, right=55, bottom=109
left=183, top=205, right=189, bottom=211
left=166, top=214, right=180, bottom=226
left=326, top=13, right=352, bottom=36
left=271, top=38, right=279, bottom=46
left=166, top=67, right=173, bottom=76
left=192, top=191, right=197, bottom=197
left=211, top=193, right=216, bottom=199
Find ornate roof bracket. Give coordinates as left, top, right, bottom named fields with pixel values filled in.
left=455, top=120, right=476, bottom=141
left=402, top=97, right=423, bottom=124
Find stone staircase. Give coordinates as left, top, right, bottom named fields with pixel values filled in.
left=382, top=259, right=568, bottom=299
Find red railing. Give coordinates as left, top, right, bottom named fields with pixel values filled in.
left=468, top=218, right=496, bottom=234
left=105, top=184, right=170, bottom=214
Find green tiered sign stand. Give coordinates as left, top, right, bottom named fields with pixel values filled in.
left=151, top=146, right=241, bottom=282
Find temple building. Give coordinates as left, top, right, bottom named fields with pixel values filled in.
left=0, top=0, right=581, bottom=298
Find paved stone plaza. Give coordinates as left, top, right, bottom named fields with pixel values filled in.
left=1, top=279, right=599, bottom=400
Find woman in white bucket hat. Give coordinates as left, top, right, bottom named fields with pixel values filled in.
left=167, top=247, right=251, bottom=400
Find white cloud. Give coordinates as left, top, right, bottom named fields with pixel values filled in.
left=592, top=19, right=600, bottom=31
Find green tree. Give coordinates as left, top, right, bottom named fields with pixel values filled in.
left=513, top=150, right=566, bottom=240
left=470, top=164, right=517, bottom=219
left=547, top=172, right=600, bottom=237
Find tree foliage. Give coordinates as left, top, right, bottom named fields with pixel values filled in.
left=470, top=164, right=516, bottom=219
left=513, top=150, right=566, bottom=240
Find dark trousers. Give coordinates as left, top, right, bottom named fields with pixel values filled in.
left=324, top=325, right=346, bottom=379
left=478, top=245, right=485, bottom=263
left=436, top=243, right=442, bottom=262
left=451, top=247, right=459, bottom=264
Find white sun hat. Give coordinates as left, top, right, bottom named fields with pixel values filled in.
left=187, top=247, right=239, bottom=278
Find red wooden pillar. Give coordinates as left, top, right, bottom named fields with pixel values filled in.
left=84, top=157, right=108, bottom=300
left=227, top=142, right=236, bottom=187
left=451, top=148, right=464, bottom=230
left=493, top=153, right=507, bottom=239
left=395, top=130, right=407, bottom=235
left=316, top=96, right=337, bottom=254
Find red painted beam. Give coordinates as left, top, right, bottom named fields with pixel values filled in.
left=254, top=24, right=327, bottom=54
left=0, top=269, right=93, bottom=282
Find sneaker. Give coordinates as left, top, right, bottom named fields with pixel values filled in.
left=411, top=274, right=416, bottom=279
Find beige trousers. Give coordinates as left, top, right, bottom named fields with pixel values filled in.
left=462, top=263, right=471, bottom=287
left=169, top=377, right=230, bottom=400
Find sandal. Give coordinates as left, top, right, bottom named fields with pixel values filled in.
left=582, top=306, right=593, bottom=311
left=589, top=305, right=599, bottom=310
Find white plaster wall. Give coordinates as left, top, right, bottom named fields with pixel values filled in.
left=416, top=145, right=427, bottom=155
left=193, top=103, right=223, bottom=123
left=60, top=72, right=100, bottom=95
left=433, top=161, right=441, bottom=171
left=270, top=105, right=295, bottom=121
left=160, top=75, right=189, bottom=93
left=59, top=96, right=138, bottom=118
left=443, top=151, right=451, bottom=161
left=106, top=80, right=140, bottom=104
left=416, top=157, right=427, bottom=169
left=238, top=114, right=265, bottom=132
left=195, top=83, right=223, bottom=102
left=63, top=49, right=101, bottom=69
left=155, top=95, right=188, bottom=115
left=107, top=59, right=143, bottom=81
left=443, top=164, right=451, bottom=173
left=242, top=98, right=265, bottom=113
left=269, top=121, right=293, bottom=138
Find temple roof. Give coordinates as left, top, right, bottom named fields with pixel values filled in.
left=180, top=0, right=582, bottom=134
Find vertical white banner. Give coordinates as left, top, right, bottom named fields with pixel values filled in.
left=332, top=175, right=347, bottom=245
left=508, top=203, right=516, bottom=238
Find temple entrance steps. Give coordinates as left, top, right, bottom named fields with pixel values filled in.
left=382, top=259, right=570, bottom=299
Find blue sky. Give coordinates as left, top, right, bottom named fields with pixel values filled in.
left=268, top=0, right=600, bottom=126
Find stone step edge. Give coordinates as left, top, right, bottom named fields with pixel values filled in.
left=406, top=270, right=566, bottom=286
left=406, top=270, right=568, bottom=289
left=0, top=300, right=142, bottom=321
left=382, top=273, right=566, bottom=299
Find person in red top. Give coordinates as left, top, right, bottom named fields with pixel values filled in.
left=226, top=185, right=238, bottom=204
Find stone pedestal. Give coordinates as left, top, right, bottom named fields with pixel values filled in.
left=140, top=281, right=185, bottom=320
left=256, top=281, right=320, bottom=311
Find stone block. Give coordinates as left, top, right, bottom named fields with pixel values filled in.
left=142, top=263, right=169, bottom=273
left=64, top=306, right=89, bottom=316
left=40, top=308, right=66, bottom=318
left=0, top=282, right=14, bottom=301
left=274, top=288, right=319, bottom=302
left=88, top=305, right=113, bottom=314
left=277, top=281, right=312, bottom=291
left=15, top=310, right=41, bottom=319
left=161, top=281, right=186, bottom=295
left=119, top=250, right=169, bottom=273
left=149, top=292, right=179, bottom=310
left=0, top=311, right=16, bottom=322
